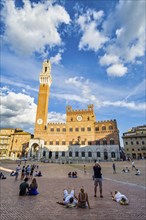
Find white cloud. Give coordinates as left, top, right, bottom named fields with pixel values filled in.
left=0, top=88, right=36, bottom=131
left=76, top=9, right=108, bottom=52
left=99, top=53, right=119, bottom=66
left=106, top=63, right=128, bottom=77
left=50, top=52, right=62, bottom=65
left=48, top=112, right=66, bottom=123
left=1, top=0, right=70, bottom=56
left=101, top=0, right=145, bottom=74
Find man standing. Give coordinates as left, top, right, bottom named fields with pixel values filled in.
left=112, top=163, right=116, bottom=174
left=93, top=162, right=103, bottom=198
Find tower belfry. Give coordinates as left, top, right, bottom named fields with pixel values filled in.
left=34, top=60, right=52, bottom=136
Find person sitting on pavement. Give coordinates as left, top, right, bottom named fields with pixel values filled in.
left=135, top=169, right=141, bottom=175
left=77, top=187, right=91, bottom=209
left=36, top=171, right=42, bottom=177
left=57, top=189, right=78, bottom=208
left=68, top=172, right=71, bottom=178
left=29, top=178, right=39, bottom=195
left=122, top=167, right=130, bottom=173
left=111, top=191, right=129, bottom=205
left=10, top=171, right=16, bottom=176
left=0, top=172, right=7, bottom=179
left=19, top=177, right=29, bottom=196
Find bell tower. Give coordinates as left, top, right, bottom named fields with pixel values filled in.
left=34, top=60, right=52, bottom=136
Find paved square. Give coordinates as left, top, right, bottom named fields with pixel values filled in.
left=0, top=160, right=146, bottom=220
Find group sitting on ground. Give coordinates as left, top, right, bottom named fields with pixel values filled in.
left=68, top=171, right=78, bottom=178
left=57, top=188, right=91, bottom=208
left=122, top=167, right=130, bottom=173
left=34, top=171, right=42, bottom=177
left=111, top=191, right=129, bottom=205
left=0, top=172, right=7, bottom=179
left=19, top=177, right=39, bottom=196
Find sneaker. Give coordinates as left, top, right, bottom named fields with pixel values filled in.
left=100, top=195, right=103, bottom=198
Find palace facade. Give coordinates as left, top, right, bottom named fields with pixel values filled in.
left=28, top=60, right=121, bottom=162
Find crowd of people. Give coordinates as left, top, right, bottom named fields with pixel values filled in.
left=2, top=158, right=143, bottom=209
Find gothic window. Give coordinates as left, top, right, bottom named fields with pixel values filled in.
left=50, top=128, right=54, bottom=132
left=50, top=141, right=53, bottom=145
left=109, top=125, right=113, bottom=130
left=136, top=141, right=139, bottom=145
left=62, top=141, right=66, bottom=145
left=88, top=141, right=92, bottom=145
left=69, top=151, right=72, bottom=157
left=56, top=141, right=59, bottom=145
left=132, top=148, right=134, bottom=151
left=81, top=141, right=85, bottom=145
left=110, top=139, right=115, bottom=145
left=45, top=67, right=47, bottom=72
left=95, top=127, right=99, bottom=131
left=103, top=139, right=107, bottom=145
left=142, top=141, right=145, bottom=145
left=75, top=151, right=79, bottom=157
left=44, top=141, right=47, bottom=145
left=62, top=128, right=66, bottom=132
left=56, top=128, right=60, bottom=132
left=138, top=149, right=140, bottom=151
left=87, top=117, right=90, bottom=121
left=88, top=151, right=92, bottom=157
left=62, top=151, right=65, bottom=157
left=87, top=127, right=91, bottom=131
left=71, top=118, right=73, bottom=121
left=102, top=126, right=106, bottom=131
left=43, top=151, right=46, bottom=157
left=81, top=127, right=85, bottom=132
left=111, top=152, right=115, bottom=158
left=69, top=141, right=72, bottom=145
left=96, top=140, right=100, bottom=145
left=126, top=142, right=128, bottom=145
left=97, top=152, right=100, bottom=157
left=82, top=152, right=85, bottom=157
left=75, top=128, right=79, bottom=132
left=69, top=128, right=73, bottom=132
left=131, top=141, right=133, bottom=145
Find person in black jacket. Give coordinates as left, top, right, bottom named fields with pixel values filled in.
left=93, top=162, right=103, bottom=198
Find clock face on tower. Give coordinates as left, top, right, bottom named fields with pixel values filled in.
left=37, top=118, right=43, bottom=125
left=77, top=115, right=82, bottom=121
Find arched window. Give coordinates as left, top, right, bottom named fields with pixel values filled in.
left=102, top=126, right=106, bottom=131
left=88, top=151, right=92, bottom=157
left=103, top=139, right=107, bottom=145
left=82, top=152, right=85, bottom=157
left=109, top=125, right=113, bottom=130
left=97, top=152, right=100, bottom=157
left=110, top=139, right=115, bottom=145
left=69, top=151, right=72, bottom=157
left=43, top=151, right=46, bottom=157
left=75, top=151, right=79, bottom=157
left=96, top=140, right=100, bottom=145
left=62, top=151, right=65, bottom=157
left=111, top=152, right=115, bottom=158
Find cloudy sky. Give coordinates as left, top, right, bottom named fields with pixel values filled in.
left=0, top=0, right=145, bottom=146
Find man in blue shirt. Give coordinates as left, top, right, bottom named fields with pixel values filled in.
left=93, top=162, right=103, bottom=198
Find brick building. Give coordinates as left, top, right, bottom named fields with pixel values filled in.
left=0, top=128, right=33, bottom=158
left=28, top=60, right=121, bottom=162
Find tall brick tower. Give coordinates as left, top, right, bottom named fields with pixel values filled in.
left=34, top=60, right=52, bottom=137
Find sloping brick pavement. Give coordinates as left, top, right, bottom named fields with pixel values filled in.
left=0, top=162, right=146, bottom=220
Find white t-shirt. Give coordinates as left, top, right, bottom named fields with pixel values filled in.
left=114, top=192, right=128, bottom=203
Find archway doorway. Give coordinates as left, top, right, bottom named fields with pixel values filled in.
left=104, top=151, right=108, bottom=160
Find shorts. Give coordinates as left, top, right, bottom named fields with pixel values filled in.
left=94, top=178, right=102, bottom=187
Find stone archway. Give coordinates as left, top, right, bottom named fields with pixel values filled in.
left=28, top=138, right=45, bottom=160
